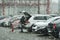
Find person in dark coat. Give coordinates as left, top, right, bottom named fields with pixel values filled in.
left=20, top=16, right=26, bottom=32
left=20, top=11, right=31, bottom=32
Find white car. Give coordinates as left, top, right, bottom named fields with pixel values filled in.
left=26, top=14, right=51, bottom=27
left=32, top=16, right=60, bottom=34
left=25, top=14, right=52, bottom=32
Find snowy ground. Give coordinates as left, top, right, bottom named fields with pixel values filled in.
left=0, top=27, right=59, bottom=40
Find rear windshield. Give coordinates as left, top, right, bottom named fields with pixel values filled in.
left=34, top=16, right=50, bottom=20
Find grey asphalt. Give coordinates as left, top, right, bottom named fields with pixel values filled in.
left=0, top=27, right=59, bottom=40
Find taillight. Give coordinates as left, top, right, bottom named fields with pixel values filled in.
left=53, top=23, right=56, bottom=29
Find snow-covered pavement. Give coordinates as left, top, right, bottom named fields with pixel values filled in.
left=0, top=27, right=58, bottom=40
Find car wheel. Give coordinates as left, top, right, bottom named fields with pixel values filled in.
left=27, top=24, right=34, bottom=32
left=55, top=32, right=59, bottom=38
left=44, top=28, right=49, bottom=35
left=1, top=22, right=5, bottom=27
left=27, top=27, right=32, bottom=32
left=53, top=31, right=59, bottom=38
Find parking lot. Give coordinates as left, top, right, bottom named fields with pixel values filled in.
left=0, top=27, right=59, bottom=40
left=0, top=0, right=60, bottom=40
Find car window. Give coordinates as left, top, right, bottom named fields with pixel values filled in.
left=34, top=16, right=50, bottom=20
left=54, top=20, right=60, bottom=30
left=0, top=17, right=5, bottom=20
left=46, top=16, right=51, bottom=19
left=53, top=18, right=60, bottom=22
left=53, top=19, right=60, bottom=23
left=46, top=17, right=60, bottom=23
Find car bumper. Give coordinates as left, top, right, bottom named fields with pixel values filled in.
left=32, top=28, right=48, bottom=34
left=38, top=28, right=48, bottom=34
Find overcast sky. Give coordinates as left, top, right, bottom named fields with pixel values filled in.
left=52, top=0, right=58, bottom=3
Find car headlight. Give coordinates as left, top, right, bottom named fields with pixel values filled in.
left=32, top=24, right=37, bottom=27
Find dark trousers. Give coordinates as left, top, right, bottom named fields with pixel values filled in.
left=20, top=24, right=25, bottom=32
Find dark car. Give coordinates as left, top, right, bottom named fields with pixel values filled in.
left=47, top=19, right=60, bottom=38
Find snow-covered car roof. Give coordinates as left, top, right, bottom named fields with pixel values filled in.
left=28, top=14, right=52, bottom=22
left=32, top=14, right=51, bottom=16
left=34, top=16, right=60, bottom=24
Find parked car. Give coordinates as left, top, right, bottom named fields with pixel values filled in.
left=26, top=14, right=52, bottom=32
left=0, top=16, right=8, bottom=26
left=1, top=15, right=22, bottom=27
left=1, top=16, right=12, bottom=27
left=47, top=19, right=60, bottom=38
left=32, top=16, right=60, bottom=35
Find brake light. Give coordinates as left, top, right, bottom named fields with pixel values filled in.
left=53, top=23, right=56, bottom=29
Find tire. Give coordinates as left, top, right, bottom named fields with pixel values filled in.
left=55, top=31, right=59, bottom=38
left=44, top=28, right=49, bottom=35
left=28, top=27, right=32, bottom=32
left=52, top=30, right=59, bottom=38
left=1, top=22, right=5, bottom=27
left=27, top=24, right=34, bottom=32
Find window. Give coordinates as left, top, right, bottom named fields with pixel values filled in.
left=34, top=16, right=48, bottom=20
left=0, top=17, right=5, bottom=20
left=53, top=18, right=60, bottom=22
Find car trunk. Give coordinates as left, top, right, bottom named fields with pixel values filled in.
left=24, top=12, right=31, bottom=21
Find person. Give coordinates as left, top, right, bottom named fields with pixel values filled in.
left=20, top=11, right=31, bottom=32
left=20, top=16, right=26, bottom=32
